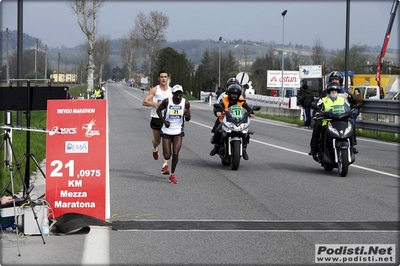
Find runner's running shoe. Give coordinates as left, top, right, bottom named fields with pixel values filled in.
left=169, top=173, right=178, bottom=184
left=152, top=149, right=159, bottom=160
left=161, top=164, right=169, bottom=175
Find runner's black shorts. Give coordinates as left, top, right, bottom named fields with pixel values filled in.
left=161, top=132, right=185, bottom=139
left=150, top=117, right=163, bottom=130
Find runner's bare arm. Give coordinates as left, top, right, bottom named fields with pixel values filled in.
left=185, top=101, right=191, bottom=121
left=142, top=86, right=158, bottom=107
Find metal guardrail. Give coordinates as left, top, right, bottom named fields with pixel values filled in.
left=358, top=99, right=400, bottom=133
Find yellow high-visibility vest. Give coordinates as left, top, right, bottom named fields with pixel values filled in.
left=321, top=96, right=345, bottom=126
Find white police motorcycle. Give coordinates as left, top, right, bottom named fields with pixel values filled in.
left=214, top=103, right=260, bottom=170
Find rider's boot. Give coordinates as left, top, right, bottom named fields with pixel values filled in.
left=308, top=146, right=317, bottom=156
left=210, top=145, right=220, bottom=156
left=242, top=145, right=249, bottom=160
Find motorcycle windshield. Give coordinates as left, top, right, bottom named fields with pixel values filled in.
left=225, top=105, right=247, bottom=125
left=324, top=94, right=352, bottom=119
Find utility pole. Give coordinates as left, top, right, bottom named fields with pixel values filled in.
left=17, top=0, right=23, bottom=127
left=64, top=56, right=67, bottom=86
left=34, top=38, right=38, bottom=84
left=57, top=52, right=60, bottom=84
left=6, top=28, right=10, bottom=83
left=44, top=45, right=48, bottom=85
left=281, top=10, right=288, bottom=98
left=5, top=28, right=10, bottom=149
left=218, top=37, right=222, bottom=88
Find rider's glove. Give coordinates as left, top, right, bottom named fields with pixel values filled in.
left=313, top=112, right=323, bottom=121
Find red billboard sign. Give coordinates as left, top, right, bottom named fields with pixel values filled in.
left=46, top=100, right=108, bottom=220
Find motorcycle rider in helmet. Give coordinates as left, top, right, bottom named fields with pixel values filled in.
left=309, top=71, right=358, bottom=155
left=216, top=77, right=241, bottom=103
left=327, top=71, right=346, bottom=92
left=210, top=77, right=241, bottom=144
left=311, top=82, right=357, bottom=156
left=209, top=83, right=255, bottom=160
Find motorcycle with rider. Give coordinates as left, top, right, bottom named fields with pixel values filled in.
left=210, top=83, right=260, bottom=170
left=311, top=82, right=357, bottom=177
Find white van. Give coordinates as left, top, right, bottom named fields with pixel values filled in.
left=355, top=86, right=382, bottom=100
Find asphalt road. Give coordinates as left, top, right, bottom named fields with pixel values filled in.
left=2, top=82, right=399, bottom=266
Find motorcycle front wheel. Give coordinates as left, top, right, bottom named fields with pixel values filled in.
left=338, top=149, right=349, bottom=177
left=231, top=140, right=241, bottom=170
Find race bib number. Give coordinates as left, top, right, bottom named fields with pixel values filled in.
left=231, top=105, right=243, bottom=118
left=168, top=105, right=183, bottom=119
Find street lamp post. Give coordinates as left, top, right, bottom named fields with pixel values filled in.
left=57, top=52, right=60, bottom=84
left=281, top=10, right=287, bottom=98
left=218, top=36, right=222, bottom=88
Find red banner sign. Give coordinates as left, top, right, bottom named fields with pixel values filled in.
left=46, top=100, right=107, bottom=220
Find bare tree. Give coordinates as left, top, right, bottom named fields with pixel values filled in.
left=289, top=51, right=304, bottom=71
left=69, top=0, right=104, bottom=92
left=94, top=35, right=111, bottom=84
left=121, top=30, right=140, bottom=81
left=241, top=41, right=249, bottom=72
left=266, top=44, right=279, bottom=70
left=249, top=45, right=279, bottom=94
left=135, top=11, right=169, bottom=87
left=311, top=35, right=326, bottom=65
left=328, top=44, right=369, bottom=73
left=194, top=49, right=239, bottom=92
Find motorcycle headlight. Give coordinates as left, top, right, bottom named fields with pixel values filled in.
left=344, top=121, right=353, bottom=136
left=231, top=122, right=248, bottom=131
left=327, top=122, right=340, bottom=137
left=327, top=121, right=353, bottom=137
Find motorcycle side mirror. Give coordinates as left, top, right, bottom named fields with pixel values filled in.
left=252, top=106, right=261, bottom=111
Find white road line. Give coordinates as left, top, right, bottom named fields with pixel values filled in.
left=82, top=226, right=110, bottom=265
left=121, top=229, right=398, bottom=232
left=251, top=139, right=399, bottom=178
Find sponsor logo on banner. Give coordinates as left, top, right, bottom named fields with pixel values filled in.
left=57, top=108, right=96, bottom=114
left=49, top=126, right=77, bottom=136
left=65, top=141, right=88, bottom=153
left=299, top=65, right=322, bottom=78
left=267, top=70, right=300, bottom=88
left=82, top=119, right=100, bottom=138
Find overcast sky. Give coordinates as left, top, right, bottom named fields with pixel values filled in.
left=1, top=0, right=399, bottom=51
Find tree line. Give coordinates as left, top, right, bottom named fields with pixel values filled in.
left=1, top=0, right=399, bottom=97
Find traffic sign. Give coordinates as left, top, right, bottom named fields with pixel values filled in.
left=236, top=72, right=249, bottom=85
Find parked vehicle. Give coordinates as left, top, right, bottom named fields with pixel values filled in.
left=312, top=94, right=356, bottom=177
left=384, top=76, right=400, bottom=100
left=214, top=103, right=260, bottom=170
left=353, top=86, right=383, bottom=100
